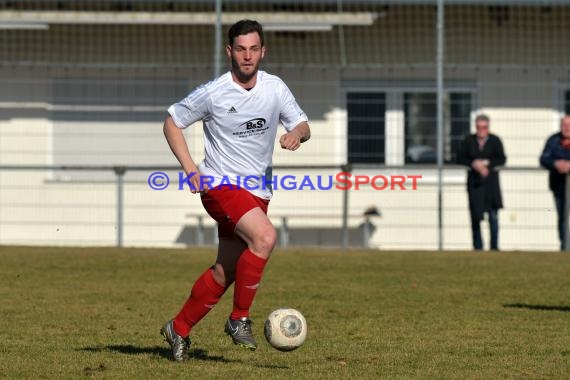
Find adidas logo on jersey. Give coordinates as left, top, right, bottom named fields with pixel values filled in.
left=227, top=106, right=237, bottom=114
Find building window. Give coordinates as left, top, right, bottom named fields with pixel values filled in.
left=565, top=90, right=570, bottom=115
left=346, top=92, right=386, bottom=164
left=404, top=92, right=472, bottom=164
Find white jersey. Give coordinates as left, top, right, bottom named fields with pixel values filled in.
left=168, top=70, right=308, bottom=199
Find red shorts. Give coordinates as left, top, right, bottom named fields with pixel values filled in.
left=200, top=186, right=269, bottom=238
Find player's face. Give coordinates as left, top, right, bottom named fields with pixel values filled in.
left=561, top=117, right=570, bottom=139
left=476, top=120, right=490, bottom=139
left=227, top=32, right=265, bottom=84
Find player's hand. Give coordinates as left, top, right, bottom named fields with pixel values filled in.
left=186, top=170, right=209, bottom=194
left=279, top=132, right=302, bottom=151
left=197, top=173, right=210, bottom=195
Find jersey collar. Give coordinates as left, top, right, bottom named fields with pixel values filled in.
left=230, top=71, right=263, bottom=95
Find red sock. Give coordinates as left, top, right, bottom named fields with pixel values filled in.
left=231, top=249, right=268, bottom=320
left=173, top=268, right=226, bottom=337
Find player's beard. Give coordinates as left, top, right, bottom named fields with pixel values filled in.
left=231, top=56, right=260, bottom=84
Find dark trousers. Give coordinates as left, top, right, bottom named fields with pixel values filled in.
left=471, top=209, right=499, bottom=251
left=554, top=193, right=565, bottom=250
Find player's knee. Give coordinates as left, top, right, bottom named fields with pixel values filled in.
left=252, top=226, right=276, bottom=256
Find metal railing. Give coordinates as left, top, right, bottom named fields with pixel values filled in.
left=0, top=164, right=563, bottom=250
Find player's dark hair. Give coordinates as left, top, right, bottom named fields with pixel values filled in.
left=228, top=19, right=264, bottom=47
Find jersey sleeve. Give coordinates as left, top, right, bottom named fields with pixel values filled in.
left=167, top=84, right=210, bottom=129
left=279, top=83, right=308, bottom=132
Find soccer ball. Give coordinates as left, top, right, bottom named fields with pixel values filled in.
left=263, top=308, right=307, bottom=351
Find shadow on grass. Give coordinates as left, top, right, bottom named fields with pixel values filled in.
left=81, top=344, right=238, bottom=362
left=254, top=363, right=290, bottom=370
left=504, top=303, right=570, bottom=312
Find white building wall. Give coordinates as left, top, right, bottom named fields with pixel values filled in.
left=0, top=11, right=567, bottom=251
left=0, top=66, right=562, bottom=250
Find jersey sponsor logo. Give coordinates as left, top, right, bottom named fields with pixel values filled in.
left=233, top=118, right=269, bottom=138
left=239, top=118, right=266, bottom=130
left=227, top=106, right=238, bottom=114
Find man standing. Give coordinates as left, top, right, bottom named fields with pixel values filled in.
left=161, top=20, right=310, bottom=361
left=539, top=115, right=570, bottom=250
left=458, top=114, right=506, bottom=251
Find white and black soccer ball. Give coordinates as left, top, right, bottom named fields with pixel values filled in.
left=264, top=308, right=307, bottom=351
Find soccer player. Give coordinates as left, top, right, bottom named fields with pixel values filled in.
left=161, top=19, right=310, bottom=361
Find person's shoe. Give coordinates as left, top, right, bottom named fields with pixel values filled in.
left=224, top=317, right=257, bottom=351
left=160, top=320, right=190, bottom=361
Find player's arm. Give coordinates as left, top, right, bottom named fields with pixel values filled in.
left=280, top=121, right=311, bottom=151
left=163, top=116, right=203, bottom=193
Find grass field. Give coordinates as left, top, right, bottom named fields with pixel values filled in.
left=1, top=246, right=569, bottom=379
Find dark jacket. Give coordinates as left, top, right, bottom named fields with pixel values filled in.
left=539, top=132, right=570, bottom=196
left=458, top=134, right=506, bottom=223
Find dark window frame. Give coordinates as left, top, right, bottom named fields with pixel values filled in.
left=404, top=91, right=473, bottom=164
left=346, top=91, right=386, bottom=164
left=343, top=80, right=477, bottom=166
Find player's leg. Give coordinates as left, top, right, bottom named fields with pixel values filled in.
left=235, top=207, right=277, bottom=260
left=169, top=199, right=241, bottom=335
left=170, top=236, right=244, bottom=339
left=163, top=262, right=226, bottom=361
left=161, top=191, right=235, bottom=361
left=217, top=232, right=267, bottom=350
left=192, top=187, right=274, bottom=350
left=212, top=235, right=248, bottom=287
left=232, top=208, right=276, bottom=321
left=224, top=207, right=276, bottom=350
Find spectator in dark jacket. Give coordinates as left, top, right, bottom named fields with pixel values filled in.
left=539, top=115, right=570, bottom=250
left=458, top=114, right=506, bottom=251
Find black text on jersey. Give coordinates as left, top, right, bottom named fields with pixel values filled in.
left=239, top=118, right=266, bottom=130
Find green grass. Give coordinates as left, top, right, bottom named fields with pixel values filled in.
left=1, top=246, right=570, bottom=379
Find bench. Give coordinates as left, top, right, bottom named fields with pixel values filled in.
left=185, top=211, right=381, bottom=248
